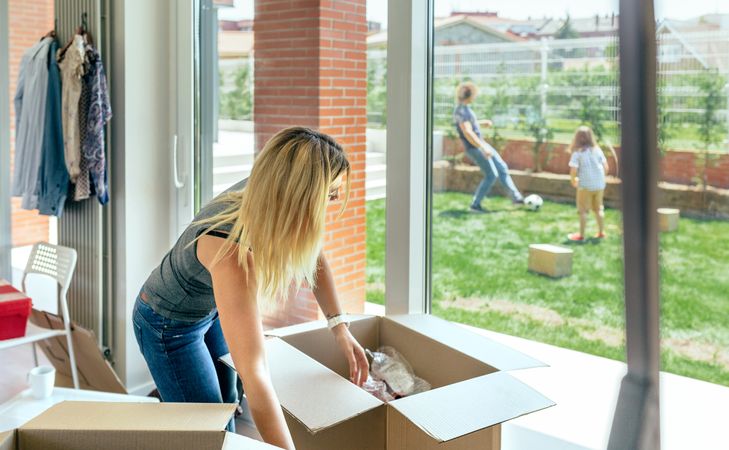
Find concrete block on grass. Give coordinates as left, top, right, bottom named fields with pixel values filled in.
left=528, top=244, right=573, bottom=278
left=658, top=208, right=680, bottom=232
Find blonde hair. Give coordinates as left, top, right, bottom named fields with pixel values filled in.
left=456, top=81, right=478, bottom=102
left=196, top=127, right=350, bottom=305
left=569, top=125, right=598, bottom=153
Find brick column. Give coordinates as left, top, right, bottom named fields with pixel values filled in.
left=254, top=0, right=367, bottom=328
left=8, top=0, right=53, bottom=247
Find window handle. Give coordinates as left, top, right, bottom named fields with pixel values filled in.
left=173, top=134, right=184, bottom=189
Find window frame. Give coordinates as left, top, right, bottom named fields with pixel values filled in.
left=0, top=0, right=11, bottom=280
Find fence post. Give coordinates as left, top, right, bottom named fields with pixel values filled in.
left=725, top=81, right=729, bottom=145
left=540, top=38, right=548, bottom=117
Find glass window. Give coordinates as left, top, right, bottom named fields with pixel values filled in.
left=654, top=1, right=729, bottom=386
left=428, top=0, right=729, bottom=390
left=429, top=1, right=629, bottom=371
left=3, top=0, right=57, bottom=286
left=196, top=0, right=383, bottom=327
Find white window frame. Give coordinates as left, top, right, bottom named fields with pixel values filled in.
left=384, top=0, right=431, bottom=315
left=170, top=0, right=195, bottom=239
left=0, top=0, right=11, bottom=280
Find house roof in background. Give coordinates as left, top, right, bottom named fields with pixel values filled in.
left=367, top=14, right=520, bottom=47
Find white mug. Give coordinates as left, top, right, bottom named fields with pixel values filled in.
left=28, top=366, right=55, bottom=399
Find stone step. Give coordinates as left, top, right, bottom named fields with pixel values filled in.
left=365, top=164, right=386, bottom=181
left=366, top=152, right=386, bottom=165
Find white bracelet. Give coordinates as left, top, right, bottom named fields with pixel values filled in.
left=327, top=314, right=350, bottom=330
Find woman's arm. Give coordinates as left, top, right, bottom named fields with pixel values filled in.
left=197, top=236, right=295, bottom=450
left=459, top=121, right=492, bottom=157
left=312, top=253, right=369, bottom=386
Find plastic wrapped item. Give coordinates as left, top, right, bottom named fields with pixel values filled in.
left=366, top=346, right=431, bottom=398
left=362, top=375, right=395, bottom=402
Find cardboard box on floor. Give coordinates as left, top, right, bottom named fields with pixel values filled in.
left=0, top=401, right=280, bottom=450
left=221, top=314, right=555, bottom=450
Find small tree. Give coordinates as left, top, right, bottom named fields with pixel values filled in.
left=219, top=65, right=252, bottom=120
left=367, top=58, right=387, bottom=127
left=514, top=76, right=555, bottom=171
left=694, top=69, right=728, bottom=189
left=555, top=15, right=580, bottom=40
left=474, top=64, right=510, bottom=150
left=656, top=75, right=674, bottom=154
left=568, top=65, right=616, bottom=144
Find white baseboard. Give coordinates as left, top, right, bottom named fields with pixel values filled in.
left=126, top=380, right=156, bottom=397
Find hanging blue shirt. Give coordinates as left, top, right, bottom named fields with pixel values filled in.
left=36, top=40, right=70, bottom=217
left=12, top=37, right=53, bottom=210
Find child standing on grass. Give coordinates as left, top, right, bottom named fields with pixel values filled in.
left=568, top=126, right=609, bottom=241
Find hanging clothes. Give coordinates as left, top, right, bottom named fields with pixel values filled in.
left=74, top=44, right=111, bottom=204
left=36, top=39, right=70, bottom=217
left=58, top=34, right=86, bottom=183
left=11, top=37, right=54, bottom=210
left=74, top=72, right=92, bottom=201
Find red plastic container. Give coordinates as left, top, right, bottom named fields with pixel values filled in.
left=0, top=281, right=33, bottom=340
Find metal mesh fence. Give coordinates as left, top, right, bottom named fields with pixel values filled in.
left=367, top=29, right=729, bottom=150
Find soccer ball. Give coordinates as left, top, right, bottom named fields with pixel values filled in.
left=524, top=194, right=543, bottom=211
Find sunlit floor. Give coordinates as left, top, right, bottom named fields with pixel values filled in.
left=364, top=302, right=729, bottom=450
left=3, top=271, right=726, bottom=449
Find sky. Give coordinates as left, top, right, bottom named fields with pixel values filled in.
left=219, top=0, right=729, bottom=26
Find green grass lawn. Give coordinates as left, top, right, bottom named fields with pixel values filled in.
left=366, top=193, right=729, bottom=386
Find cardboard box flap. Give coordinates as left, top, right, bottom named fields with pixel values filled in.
left=264, top=315, right=371, bottom=338
left=222, top=432, right=282, bottom=449
left=221, top=338, right=382, bottom=433
left=386, top=314, right=546, bottom=371
left=389, top=371, right=555, bottom=443
left=30, top=309, right=127, bottom=394
left=21, top=401, right=237, bottom=432
left=0, top=431, right=14, bottom=450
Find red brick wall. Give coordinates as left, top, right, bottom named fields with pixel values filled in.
left=7, top=0, right=53, bottom=247
left=254, top=0, right=367, bottom=328
left=446, top=136, right=729, bottom=189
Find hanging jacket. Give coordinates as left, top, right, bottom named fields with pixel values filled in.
left=76, top=45, right=111, bottom=205
left=36, top=39, right=69, bottom=217
left=11, top=37, right=54, bottom=210
left=58, top=35, right=86, bottom=182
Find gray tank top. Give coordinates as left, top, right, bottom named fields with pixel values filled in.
left=141, top=178, right=248, bottom=321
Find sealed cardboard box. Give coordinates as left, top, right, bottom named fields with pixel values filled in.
left=0, top=401, right=280, bottom=450
left=222, top=314, right=555, bottom=450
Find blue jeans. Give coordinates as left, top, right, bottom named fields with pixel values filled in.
left=132, top=295, right=238, bottom=431
left=465, top=144, right=523, bottom=207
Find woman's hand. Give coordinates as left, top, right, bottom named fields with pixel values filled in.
left=332, top=324, right=369, bottom=386
left=480, top=146, right=493, bottom=158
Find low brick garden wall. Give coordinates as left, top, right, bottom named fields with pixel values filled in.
left=433, top=161, right=729, bottom=219
left=441, top=136, right=729, bottom=189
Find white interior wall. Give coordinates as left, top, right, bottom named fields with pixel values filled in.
left=110, top=0, right=174, bottom=394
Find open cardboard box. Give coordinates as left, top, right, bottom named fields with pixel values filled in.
left=0, top=401, right=280, bottom=450
left=222, top=314, right=555, bottom=450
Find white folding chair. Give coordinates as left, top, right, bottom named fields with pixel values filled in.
left=0, top=242, right=79, bottom=389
